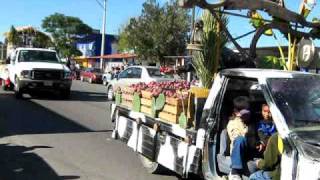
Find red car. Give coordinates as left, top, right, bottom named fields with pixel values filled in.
left=80, top=68, right=103, bottom=84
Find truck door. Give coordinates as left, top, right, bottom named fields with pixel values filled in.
left=196, top=74, right=229, bottom=179
left=8, top=50, right=18, bottom=83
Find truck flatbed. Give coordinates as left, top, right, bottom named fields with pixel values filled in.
left=115, top=105, right=198, bottom=141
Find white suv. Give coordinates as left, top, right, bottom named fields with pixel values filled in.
left=106, top=66, right=173, bottom=100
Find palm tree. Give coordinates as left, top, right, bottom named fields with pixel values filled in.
left=6, top=26, right=22, bottom=46
left=192, top=10, right=228, bottom=88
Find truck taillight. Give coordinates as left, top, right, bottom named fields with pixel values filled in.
left=5, top=78, right=10, bottom=85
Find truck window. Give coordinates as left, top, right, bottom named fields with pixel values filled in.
left=267, top=76, right=320, bottom=130
left=218, top=78, right=262, bottom=129
left=131, top=67, right=142, bottom=78
left=146, top=68, right=164, bottom=78
left=18, top=50, right=59, bottom=63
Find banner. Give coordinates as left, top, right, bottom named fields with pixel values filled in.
left=76, top=41, right=95, bottom=57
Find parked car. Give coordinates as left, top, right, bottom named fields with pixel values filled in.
left=80, top=68, right=103, bottom=84
left=106, top=66, right=173, bottom=100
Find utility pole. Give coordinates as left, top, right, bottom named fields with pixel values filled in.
left=100, top=0, right=107, bottom=69
left=0, top=44, right=4, bottom=61
left=191, top=6, right=195, bottom=43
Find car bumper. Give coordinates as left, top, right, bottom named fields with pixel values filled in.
left=19, top=79, right=72, bottom=91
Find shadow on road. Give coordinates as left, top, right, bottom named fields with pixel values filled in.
left=0, top=93, right=94, bottom=137
left=66, top=90, right=107, bottom=102
left=0, top=143, right=80, bottom=180
left=22, top=90, right=107, bottom=103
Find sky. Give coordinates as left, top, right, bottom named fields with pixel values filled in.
left=0, top=0, right=320, bottom=48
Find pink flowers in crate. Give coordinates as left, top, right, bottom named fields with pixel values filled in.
left=127, top=81, right=190, bottom=98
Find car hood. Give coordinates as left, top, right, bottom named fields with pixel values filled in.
left=16, top=62, right=69, bottom=71
left=295, top=130, right=320, bottom=145
left=291, top=129, right=320, bottom=161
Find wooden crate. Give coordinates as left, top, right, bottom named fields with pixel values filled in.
left=121, top=100, right=132, bottom=108
left=158, top=111, right=179, bottom=124
left=141, top=90, right=153, bottom=99
left=141, top=98, right=153, bottom=107
left=122, top=87, right=134, bottom=94
left=141, top=105, right=153, bottom=116
left=162, top=104, right=186, bottom=115
left=122, top=93, right=133, bottom=101
left=166, top=97, right=188, bottom=106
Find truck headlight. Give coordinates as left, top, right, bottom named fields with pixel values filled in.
left=21, top=70, right=31, bottom=78
left=64, top=71, right=72, bottom=79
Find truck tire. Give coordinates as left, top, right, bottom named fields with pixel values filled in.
left=14, top=77, right=23, bottom=99
left=1, top=79, right=8, bottom=91
left=60, top=89, right=71, bottom=99
left=107, top=86, right=114, bottom=101
left=103, top=79, right=107, bottom=86
left=139, top=154, right=164, bottom=174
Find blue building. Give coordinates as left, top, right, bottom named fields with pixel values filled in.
left=76, top=33, right=118, bottom=57
left=74, top=32, right=118, bottom=68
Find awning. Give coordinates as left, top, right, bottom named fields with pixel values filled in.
left=74, top=53, right=136, bottom=60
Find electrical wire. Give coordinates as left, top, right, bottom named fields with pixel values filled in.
left=94, top=0, right=104, bottom=9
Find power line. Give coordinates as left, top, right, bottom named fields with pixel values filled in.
left=94, top=0, right=104, bottom=9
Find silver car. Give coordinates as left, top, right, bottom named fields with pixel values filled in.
left=106, top=66, right=173, bottom=100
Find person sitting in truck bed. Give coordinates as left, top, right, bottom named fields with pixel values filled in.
left=256, top=104, right=277, bottom=154
left=227, top=96, right=259, bottom=180
left=249, top=133, right=283, bottom=180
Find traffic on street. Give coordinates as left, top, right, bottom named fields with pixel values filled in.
left=0, top=81, right=177, bottom=180
left=1, top=0, right=320, bottom=180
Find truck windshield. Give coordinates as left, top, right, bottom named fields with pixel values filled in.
left=267, top=75, right=320, bottom=131
left=147, top=68, right=173, bottom=78
left=18, top=50, right=59, bottom=63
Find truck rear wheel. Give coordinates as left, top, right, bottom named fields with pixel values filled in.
left=60, top=89, right=71, bottom=99
left=139, top=154, right=164, bottom=174
left=14, top=77, right=23, bottom=99
left=1, top=79, right=8, bottom=91
left=107, top=86, right=114, bottom=101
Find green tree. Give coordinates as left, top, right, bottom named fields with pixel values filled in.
left=6, top=26, right=22, bottom=46
left=42, top=13, right=92, bottom=58
left=118, top=0, right=190, bottom=63
left=32, top=32, right=53, bottom=48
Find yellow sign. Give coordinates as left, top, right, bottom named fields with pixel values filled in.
left=299, top=0, right=316, bottom=18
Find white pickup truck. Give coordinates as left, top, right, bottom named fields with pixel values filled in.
left=111, top=69, right=320, bottom=180
left=4, top=48, right=72, bottom=99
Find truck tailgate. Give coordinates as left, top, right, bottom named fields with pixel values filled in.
left=111, top=104, right=202, bottom=176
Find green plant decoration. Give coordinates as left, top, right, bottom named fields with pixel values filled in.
left=132, top=93, right=141, bottom=112
left=178, top=113, right=188, bottom=129
left=155, top=93, right=166, bottom=110
left=115, top=93, right=122, bottom=105
left=192, top=10, right=228, bottom=88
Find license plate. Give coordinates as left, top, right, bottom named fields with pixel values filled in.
left=44, top=81, right=53, bottom=86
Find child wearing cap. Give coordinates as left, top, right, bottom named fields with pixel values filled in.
left=227, top=96, right=252, bottom=179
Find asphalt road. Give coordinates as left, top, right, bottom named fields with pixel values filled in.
left=0, top=80, right=178, bottom=180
